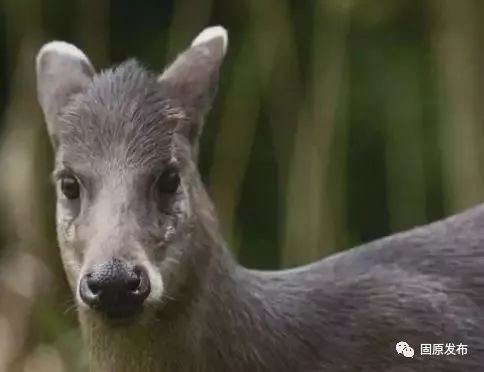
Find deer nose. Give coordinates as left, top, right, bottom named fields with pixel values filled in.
left=79, top=259, right=150, bottom=319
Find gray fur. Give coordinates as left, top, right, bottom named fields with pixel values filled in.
left=36, top=28, right=484, bottom=372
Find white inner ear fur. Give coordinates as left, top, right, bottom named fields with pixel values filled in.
left=191, top=25, right=228, bottom=55
left=36, top=41, right=91, bottom=69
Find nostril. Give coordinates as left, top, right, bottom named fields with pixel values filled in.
left=132, top=265, right=151, bottom=299
left=86, top=274, right=102, bottom=295
left=79, top=273, right=101, bottom=307
left=127, top=275, right=141, bottom=291
left=89, top=283, right=101, bottom=295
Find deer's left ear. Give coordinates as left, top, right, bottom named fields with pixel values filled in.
left=158, top=26, right=228, bottom=142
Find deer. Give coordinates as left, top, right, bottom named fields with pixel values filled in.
left=35, top=26, right=484, bottom=372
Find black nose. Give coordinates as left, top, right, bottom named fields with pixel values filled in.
left=79, top=259, right=150, bottom=319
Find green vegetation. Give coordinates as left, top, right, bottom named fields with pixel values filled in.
left=1, top=0, right=484, bottom=370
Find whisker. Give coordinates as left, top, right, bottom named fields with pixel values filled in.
left=63, top=298, right=78, bottom=314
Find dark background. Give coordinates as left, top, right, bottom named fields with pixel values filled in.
left=1, top=0, right=484, bottom=370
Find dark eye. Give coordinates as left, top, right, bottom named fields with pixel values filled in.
left=60, top=176, right=80, bottom=199
left=157, top=167, right=180, bottom=194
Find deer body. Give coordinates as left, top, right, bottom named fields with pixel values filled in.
left=35, top=27, right=484, bottom=372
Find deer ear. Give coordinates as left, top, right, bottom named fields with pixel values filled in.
left=158, top=26, right=228, bottom=142
left=36, top=41, right=95, bottom=147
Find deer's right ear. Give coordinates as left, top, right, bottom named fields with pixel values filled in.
left=36, top=41, right=95, bottom=147
left=158, top=26, right=228, bottom=144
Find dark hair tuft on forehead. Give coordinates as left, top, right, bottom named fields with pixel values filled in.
left=89, top=59, right=160, bottom=104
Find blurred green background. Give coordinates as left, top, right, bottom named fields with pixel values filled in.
left=1, top=0, right=484, bottom=370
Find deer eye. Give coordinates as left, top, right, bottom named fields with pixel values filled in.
left=156, top=166, right=180, bottom=194
left=60, top=176, right=80, bottom=199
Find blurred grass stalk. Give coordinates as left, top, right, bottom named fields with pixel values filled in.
left=0, top=1, right=53, bottom=370
left=282, top=1, right=350, bottom=266
left=209, top=0, right=286, bottom=246
left=383, top=46, right=427, bottom=230
left=431, top=0, right=484, bottom=211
